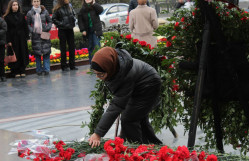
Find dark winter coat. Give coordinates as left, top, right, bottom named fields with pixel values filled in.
left=5, top=12, right=29, bottom=68
left=128, top=0, right=150, bottom=12
left=94, top=49, right=161, bottom=137
left=27, top=7, right=52, bottom=55
left=78, top=3, right=103, bottom=37
left=52, top=4, right=76, bottom=30
left=0, top=17, right=7, bottom=45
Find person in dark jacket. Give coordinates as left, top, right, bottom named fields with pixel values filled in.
left=128, top=0, right=149, bottom=12
left=27, top=0, right=52, bottom=76
left=88, top=47, right=162, bottom=147
left=78, top=0, right=103, bottom=64
left=0, top=17, right=7, bottom=82
left=4, top=0, right=29, bottom=78
left=52, top=0, right=78, bottom=71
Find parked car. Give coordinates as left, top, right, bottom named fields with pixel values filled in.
left=100, top=3, right=129, bottom=29
left=239, top=0, right=249, bottom=10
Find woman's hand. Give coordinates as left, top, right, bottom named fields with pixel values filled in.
left=82, top=31, right=87, bottom=36
left=88, top=133, right=101, bottom=148
left=8, top=42, right=12, bottom=46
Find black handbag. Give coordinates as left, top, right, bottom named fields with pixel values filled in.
left=80, top=36, right=89, bottom=49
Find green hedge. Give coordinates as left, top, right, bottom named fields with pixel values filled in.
left=28, top=32, right=84, bottom=55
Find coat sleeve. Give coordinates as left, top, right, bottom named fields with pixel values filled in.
left=151, top=9, right=158, bottom=30
left=78, top=9, right=85, bottom=32
left=23, top=15, right=30, bottom=40
left=92, top=3, right=103, bottom=15
left=0, top=18, right=7, bottom=37
left=129, top=11, right=134, bottom=32
left=5, top=17, right=11, bottom=43
left=26, top=12, right=33, bottom=33
left=44, top=10, right=52, bottom=32
left=52, top=10, right=62, bottom=27
left=94, top=82, right=135, bottom=137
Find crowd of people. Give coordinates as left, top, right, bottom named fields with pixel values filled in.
left=0, top=0, right=158, bottom=82
left=0, top=0, right=103, bottom=81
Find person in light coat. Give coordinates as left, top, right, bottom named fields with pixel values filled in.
left=27, top=0, right=52, bottom=76
left=129, top=0, right=158, bottom=47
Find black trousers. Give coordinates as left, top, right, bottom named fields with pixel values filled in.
left=0, top=45, right=5, bottom=77
left=58, top=29, right=75, bottom=69
left=120, top=80, right=162, bottom=144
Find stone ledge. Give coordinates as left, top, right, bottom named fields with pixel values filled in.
left=5, top=59, right=90, bottom=78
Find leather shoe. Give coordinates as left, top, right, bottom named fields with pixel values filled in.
left=0, top=77, right=6, bottom=82
left=37, top=72, right=42, bottom=76
left=20, top=74, right=26, bottom=78
left=44, top=71, right=49, bottom=75
left=62, top=67, right=69, bottom=71
left=70, top=67, right=78, bottom=70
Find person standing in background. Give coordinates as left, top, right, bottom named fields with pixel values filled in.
left=0, top=15, right=7, bottom=82
left=52, top=0, right=78, bottom=71
left=129, top=0, right=158, bottom=47
left=4, top=0, right=29, bottom=78
left=78, top=0, right=103, bottom=64
left=27, top=0, right=52, bottom=76
left=128, top=0, right=149, bottom=12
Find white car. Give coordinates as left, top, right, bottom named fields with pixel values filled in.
left=100, top=3, right=129, bottom=29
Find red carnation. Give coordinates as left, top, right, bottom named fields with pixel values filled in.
left=166, top=41, right=172, bottom=47
left=175, top=22, right=179, bottom=27
left=133, top=39, right=139, bottom=44
left=181, top=17, right=185, bottom=22
left=147, top=44, right=152, bottom=50
left=139, top=41, right=147, bottom=47
left=125, top=34, right=132, bottom=40
left=160, top=56, right=167, bottom=61
left=198, top=151, right=206, bottom=161
left=206, top=154, right=218, bottom=161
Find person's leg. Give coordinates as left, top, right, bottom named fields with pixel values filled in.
left=43, top=53, right=50, bottom=74
left=87, top=29, right=94, bottom=64
left=67, top=29, right=76, bottom=69
left=140, top=116, right=163, bottom=144
left=121, top=81, right=162, bottom=144
left=35, top=55, right=42, bottom=74
left=58, top=29, right=68, bottom=70
left=92, top=33, right=101, bottom=50
left=90, top=33, right=101, bottom=64
left=0, top=45, right=5, bottom=79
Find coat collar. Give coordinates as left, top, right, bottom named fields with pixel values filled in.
left=137, top=5, right=147, bottom=8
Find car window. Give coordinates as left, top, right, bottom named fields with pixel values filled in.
left=107, top=6, right=118, bottom=14
left=118, top=5, right=128, bottom=12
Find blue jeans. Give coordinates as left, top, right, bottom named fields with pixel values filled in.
left=35, top=54, right=50, bottom=73
left=87, top=28, right=100, bottom=64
